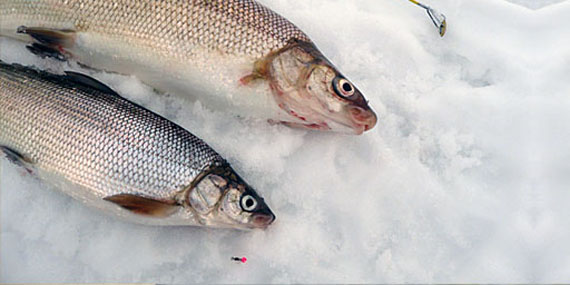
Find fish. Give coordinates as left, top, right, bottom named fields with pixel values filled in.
left=0, top=0, right=378, bottom=134
left=0, top=61, right=275, bottom=229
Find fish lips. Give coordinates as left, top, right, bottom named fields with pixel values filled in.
left=251, top=210, right=276, bottom=228
left=347, top=105, right=378, bottom=134
left=316, top=104, right=378, bottom=135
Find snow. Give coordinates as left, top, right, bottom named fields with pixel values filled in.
left=505, top=0, right=566, bottom=9
left=2, top=0, right=570, bottom=282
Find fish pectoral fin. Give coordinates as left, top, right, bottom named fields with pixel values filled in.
left=17, top=26, right=76, bottom=48
left=25, top=43, right=67, bottom=61
left=64, top=71, right=121, bottom=97
left=17, top=26, right=76, bottom=60
left=239, top=73, right=263, bottom=86
left=0, top=146, right=35, bottom=173
left=104, top=194, right=180, bottom=217
left=239, top=58, right=271, bottom=86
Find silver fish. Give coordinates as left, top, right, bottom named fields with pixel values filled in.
left=0, top=62, right=275, bottom=229
left=0, top=0, right=377, bottom=134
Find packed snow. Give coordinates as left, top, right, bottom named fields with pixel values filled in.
left=2, top=0, right=570, bottom=283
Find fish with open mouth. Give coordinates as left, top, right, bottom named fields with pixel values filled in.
left=0, top=61, right=275, bottom=229
left=0, top=0, right=377, bottom=134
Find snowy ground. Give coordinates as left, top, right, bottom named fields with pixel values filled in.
left=505, top=0, right=565, bottom=9
left=2, top=0, right=570, bottom=283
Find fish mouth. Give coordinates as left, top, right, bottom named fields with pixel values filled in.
left=281, top=113, right=375, bottom=135
left=347, top=105, right=377, bottom=133
left=251, top=211, right=276, bottom=228
left=326, top=120, right=367, bottom=135
left=314, top=106, right=378, bottom=135
left=275, top=95, right=377, bottom=134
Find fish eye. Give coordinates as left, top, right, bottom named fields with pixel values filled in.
left=333, top=77, right=355, bottom=98
left=241, top=195, right=258, bottom=212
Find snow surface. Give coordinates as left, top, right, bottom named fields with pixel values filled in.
left=505, top=0, right=566, bottom=9
left=2, top=0, right=570, bottom=283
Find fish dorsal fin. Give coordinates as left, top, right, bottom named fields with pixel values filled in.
left=104, top=194, right=180, bottom=217
left=0, top=62, right=119, bottom=97
left=64, top=71, right=121, bottom=97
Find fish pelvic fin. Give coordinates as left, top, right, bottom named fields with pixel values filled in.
left=0, top=146, right=35, bottom=174
left=25, top=43, right=67, bottom=61
left=17, top=26, right=76, bottom=61
left=104, top=194, right=180, bottom=217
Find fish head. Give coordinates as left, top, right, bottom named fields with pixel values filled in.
left=267, top=41, right=377, bottom=134
left=186, top=168, right=275, bottom=229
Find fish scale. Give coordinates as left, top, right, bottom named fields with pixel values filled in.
left=0, top=63, right=225, bottom=201
left=0, top=0, right=309, bottom=58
